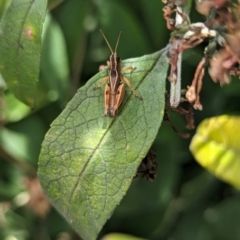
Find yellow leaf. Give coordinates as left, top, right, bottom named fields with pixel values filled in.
left=102, top=233, right=146, bottom=240
left=190, top=115, right=240, bottom=189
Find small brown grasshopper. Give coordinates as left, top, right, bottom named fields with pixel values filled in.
left=94, top=30, right=142, bottom=117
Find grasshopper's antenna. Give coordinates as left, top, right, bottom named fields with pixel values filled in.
left=100, top=29, right=113, bottom=54
left=114, top=31, right=122, bottom=53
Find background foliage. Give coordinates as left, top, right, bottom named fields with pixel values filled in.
left=1, top=0, right=240, bottom=240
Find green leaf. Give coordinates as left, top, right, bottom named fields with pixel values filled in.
left=0, top=0, right=47, bottom=107
left=1, top=115, right=46, bottom=165
left=3, top=91, right=30, bottom=122
left=0, top=0, right=11, bottom=19
left=39, top=13, right=69, bottom=103
left=190, top=115, right=240, bottom=189
left=38, top=49, right=168, bottom=240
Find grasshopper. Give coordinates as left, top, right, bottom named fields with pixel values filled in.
left=94, top=30, right=142, bottom=117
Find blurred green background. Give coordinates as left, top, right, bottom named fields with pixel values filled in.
left=1, top=0, right=240, bottom=239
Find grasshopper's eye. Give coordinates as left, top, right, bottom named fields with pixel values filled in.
left=117, top=56, right=120, bottom=62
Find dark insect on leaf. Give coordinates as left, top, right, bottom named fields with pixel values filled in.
left=135, top=148, right=157, bottom=181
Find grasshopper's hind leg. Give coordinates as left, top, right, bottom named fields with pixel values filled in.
left=123, top=76, right=142, bottom=100
left=104, top=84, right=111, bottom=116
left=110, top=83, right=125, bottom=117
left=122, top=66, right=142, bottom=100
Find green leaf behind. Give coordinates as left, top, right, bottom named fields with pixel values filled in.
left=0, top=0, right=47, bottom=107
left=39, top=13, right=69, bottom=103
left=96, top=0, right=151, bottom=59
left=48, top=0, right=65, bottom=10
left=3, top=91, right=30, bottom=122
left=190, top=115, right=240, bottom=189
left=38, top=49, right=168, bottom=240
